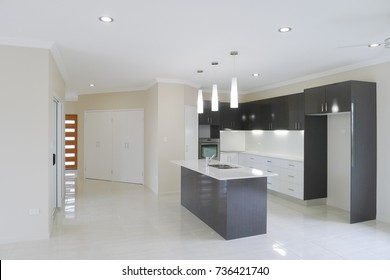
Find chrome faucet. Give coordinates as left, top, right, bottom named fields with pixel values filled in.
left=206, top=154, right=216, bottom=166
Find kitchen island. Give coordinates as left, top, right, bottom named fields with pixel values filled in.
left=172, top=159, right=277, bottom=240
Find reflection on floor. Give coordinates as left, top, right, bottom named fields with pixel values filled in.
left=1, top=170, right=390, bottom=260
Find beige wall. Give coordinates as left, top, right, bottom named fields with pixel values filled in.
left=157, top=83, right=186, bottom=194
left=243, top=61, right=390, bottom=223
left=48, top=50, right=66, bottom=232
left=144, top=84, right=159, bottom=194
left=0, top=45, right=64, bottom=244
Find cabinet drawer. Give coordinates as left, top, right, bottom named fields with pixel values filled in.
left=264, top=165, right=280, bottom=177
left=281, top=183, right=303, bottom=199
left=280, top=168, right=303, bottom=185
left=280, top=160, right=303, bottom=171
left=267, top=178, right=280, bottom=192
left=238, top=153, right=264, bottom=169
left=263, top=157, right=280, bottom=166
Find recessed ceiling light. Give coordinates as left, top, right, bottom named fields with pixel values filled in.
left=368, top=43, right=381, bottom=48
left=89, top=83, right=95, bottom=87
left=278, top=27, right=292, bottom=33
left=252, top=73, right=260, bottom=77
left=99, top=16, right=114, bottom=23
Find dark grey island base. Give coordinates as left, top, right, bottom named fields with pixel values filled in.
left=180, top=166, right=267, bottom=240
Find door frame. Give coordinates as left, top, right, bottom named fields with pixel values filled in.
left=53, top=97, right=64, bottom=211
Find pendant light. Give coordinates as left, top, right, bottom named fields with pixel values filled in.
left=230, top=51, right=238, bottom=108
left=196, top=70, right=204, bottom=114
left=211, top=62, right=219, bottom=111
left=197, top=89, right=204, bottom=114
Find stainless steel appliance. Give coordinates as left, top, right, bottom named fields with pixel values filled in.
left=198, top=138, right=219, bottom=160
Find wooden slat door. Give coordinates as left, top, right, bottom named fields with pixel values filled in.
left=65, top=114, right=78, bottom=169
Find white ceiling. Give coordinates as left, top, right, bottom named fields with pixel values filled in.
left=1, top=0, right=390, bottom=98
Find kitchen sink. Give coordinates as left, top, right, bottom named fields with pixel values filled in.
left=208, top=164, right=239, bottom=169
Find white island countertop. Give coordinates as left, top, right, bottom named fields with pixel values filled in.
left=172, top=159, right=277, bottom=181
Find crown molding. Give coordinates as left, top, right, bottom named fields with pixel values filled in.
left=246, top=54, right=390, bottom=94
left=155, top=78, right=201, bottom=89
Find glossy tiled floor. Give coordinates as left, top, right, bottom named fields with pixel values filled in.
left=1, top=170, right=390, bottom=260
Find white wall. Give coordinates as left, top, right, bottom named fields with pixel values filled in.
left=145, top=84, right=159, bottom=194
left=327, top=113, right=351, bottom=211
left=220, top=131, right=246, bottom=151
left=245, top=130, right=304, bottom=159
left=0, top=45, right=64, bottom=244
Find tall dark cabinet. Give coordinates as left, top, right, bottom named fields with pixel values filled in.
left=304, top=80, right=376, bottom=224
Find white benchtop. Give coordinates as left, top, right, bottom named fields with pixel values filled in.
left=234, top=151, right=304, bottom=162
left=172, top=159, right=277, bottom=181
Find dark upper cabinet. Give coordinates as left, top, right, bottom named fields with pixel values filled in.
left=240, top=101, right=262, bottom=130
left=266, top=97, right=289, bottom=130
left=220, top=102, right=242, bottom=130
left=305, top=81, right=351, bottom=115
left=241, top=97, right=292, bottom=130
left=198, top=100, right=220, bottom=125
left=325, top=82, right=351, bottom=113
left=286, top=93, right=305, bottom=130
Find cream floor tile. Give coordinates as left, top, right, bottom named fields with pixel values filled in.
left=1, top=171, right=390, bottom=260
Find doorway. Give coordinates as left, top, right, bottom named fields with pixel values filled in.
left=65, top=114, right=78, bottom=169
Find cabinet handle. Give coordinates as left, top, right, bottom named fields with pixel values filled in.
left=321, top=103, right=324, bottom=112
left=325, top=102, right=328, bottom=112
left=288, top=164, right=295, bottom=167
left=288, top=188, right=294, bottom=192
left=288, top=175, right=295, bottom=178
left=267, top=160, right=272, bottom=163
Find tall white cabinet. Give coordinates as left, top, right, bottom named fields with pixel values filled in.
left=84, top=109, right=144, bottom=184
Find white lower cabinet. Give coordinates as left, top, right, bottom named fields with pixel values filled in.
left=238, top=153, right=264, bottom=169
left=220, top=152, right=239, bottom=164
left=238, top=153, right=304, bottom=199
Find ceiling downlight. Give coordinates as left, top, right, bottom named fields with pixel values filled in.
left=278, top=27, right=292, bottom=33
left=99, top=16, right=114, bottom=23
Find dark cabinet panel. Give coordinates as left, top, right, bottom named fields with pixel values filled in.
left=240, top=101, right=262, bottom=130
left=198, top=100, right=220, bottom=125
left=304, top=81, right=351, bottom=114
left=220, top=102, right=242, bottom=130
left=304, top=86, right=326, bottom=114
left=261, top=97, right=289, bottom=130
left=304, top=116, right=327, bottom=200
left=350, top=81, right=376, bottom=223
left=286, top=93, right=305, bottom=130
left=325, top=82, right=351, bottom=113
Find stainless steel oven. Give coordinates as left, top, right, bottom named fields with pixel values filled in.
left=198, top=138, right=219, bottom=160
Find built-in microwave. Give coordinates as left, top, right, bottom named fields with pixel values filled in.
left=198, top=138, right=219, bottom=160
